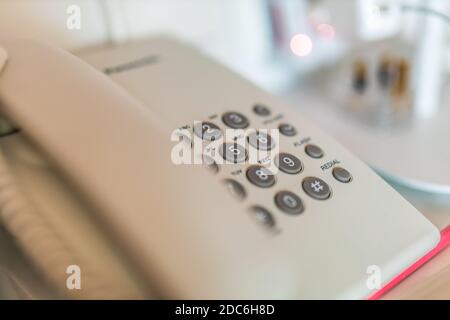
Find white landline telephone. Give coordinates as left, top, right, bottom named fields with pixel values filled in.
left=0, top=37, right=440, bottom=299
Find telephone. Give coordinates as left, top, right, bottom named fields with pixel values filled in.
left=0, top=37, right=440, bottom=299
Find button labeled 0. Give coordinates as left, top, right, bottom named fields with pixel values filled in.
left=275, top=191, right=304, bottom=215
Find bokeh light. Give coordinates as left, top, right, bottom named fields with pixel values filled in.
left=317, top=23, right=335, bottom=39
left=290, top=34, right=313, bottom=57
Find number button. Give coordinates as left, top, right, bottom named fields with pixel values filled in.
left=246, top=165, right=276, bottom=188
left=248, top=131, right=275, bottom=151
left=305, top=144, right=324, bottom=159
left=253, top=104, right=271, bottom=116
left=275, top=153, right=302, bottom=174
left=278, top=123, right=297, bottom=137
left=249, top=206, right=276, bottom=229
left=202, top=155, right=219, bottom=174
left=302, top=177, right=331, bottom=200
left=222, top=112, right=250, bottom=129
left=194, top=121, right=222, bottom=141
left=219, top=143, right=248, bottom=163
left=274, top=191, right=304, bottom=215
left=222, top=179, right=247, bottom=201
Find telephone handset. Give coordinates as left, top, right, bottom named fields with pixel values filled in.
left=0, top=38, right=440, bottom=299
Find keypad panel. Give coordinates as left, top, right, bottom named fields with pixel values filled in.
left=188, top=105, right=353, bottom=233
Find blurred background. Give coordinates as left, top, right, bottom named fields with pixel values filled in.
left=0, top=0, right=449, bottom=298
left=1, top=0, right=447, bottom=89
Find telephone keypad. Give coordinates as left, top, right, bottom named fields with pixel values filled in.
left=195, top=108, right=348, bottom=232
left=246, top=165, right=276, bottom=188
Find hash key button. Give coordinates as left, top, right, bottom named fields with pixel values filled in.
left=302, top=177, right=331, bottom=200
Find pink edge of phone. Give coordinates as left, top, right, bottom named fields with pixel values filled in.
left=369, top=225, right=450, bottom=300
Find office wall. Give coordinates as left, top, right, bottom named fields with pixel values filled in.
left=0, top=0, right=267, bottom=53
left=0, top=0, right=271, bottom=86
left=0, top=0, right=109, bottom=50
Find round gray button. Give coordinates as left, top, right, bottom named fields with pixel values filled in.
left=246, top=165, right=276, bottom=188
left=275, top=191, right=304, bottom=215
left=222, top=112, right=249, bottom=129
left=219, top=143, right=248, bottom=163
left=249, top=206, right=276, bottom=229
left=305, top=144, right=324, bottom=159
left=253, top=104, right=271, bottom=116
left=302, top=177, right=331, bottom=200
left=332, top=167, right=352, bottom=183
left=278, top=123, right=297, bottom=137
left=223, top=179, right=247, bottom=201
left=275, top=153, right=302, bottom=174
left=248, top=131, right=275, bottom=151
left=194, top=121, right=222, bottom=141
left=202, top=155, right=219, bottom=174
